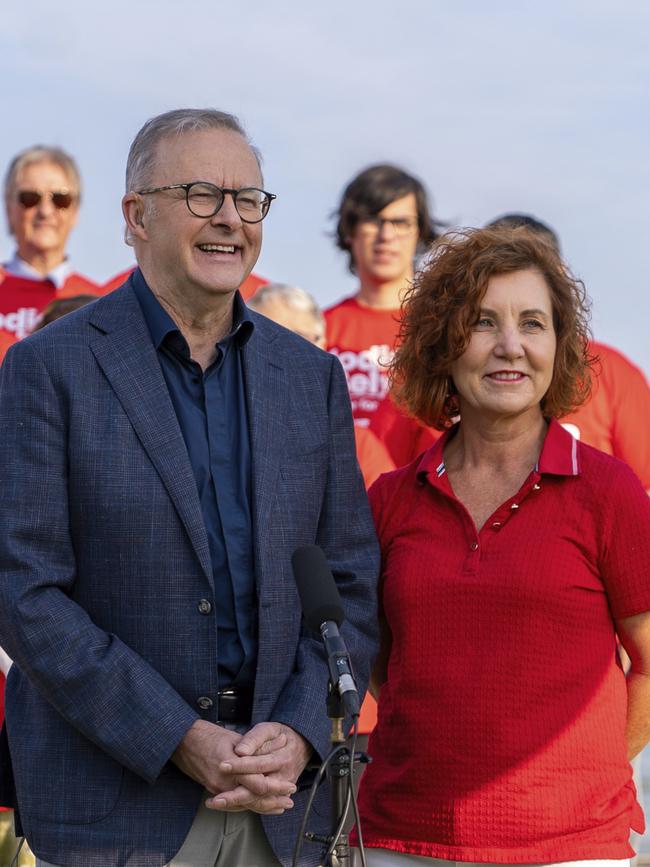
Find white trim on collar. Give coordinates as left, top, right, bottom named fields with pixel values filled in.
left=3, top=254, right=72, bottom=290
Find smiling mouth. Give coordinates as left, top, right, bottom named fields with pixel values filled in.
left=196, top=243, right=237, bottom=254
left=486, top=371, right=527, bottom=381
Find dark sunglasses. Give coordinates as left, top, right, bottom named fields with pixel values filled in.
left=17, top=190, right=76, bottom=210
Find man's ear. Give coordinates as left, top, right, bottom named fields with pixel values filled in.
left=122, top=193, right=148, bottom=242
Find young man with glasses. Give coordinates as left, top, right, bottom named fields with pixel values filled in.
left=0, top=108, right=378, bottom=867
left=326, top=164, right=441, bottom=468
left=0, top=146, right=101, bottom=360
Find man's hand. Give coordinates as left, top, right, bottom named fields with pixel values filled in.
left=207, top=722, right=312, bottom=812
left=172, top=720, right=297, bottom=815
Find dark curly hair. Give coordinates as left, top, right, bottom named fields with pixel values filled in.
left=390, top=226, right=594, bottom=429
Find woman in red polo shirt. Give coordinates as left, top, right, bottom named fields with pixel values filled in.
left=356, top=226, right=650, bottom=866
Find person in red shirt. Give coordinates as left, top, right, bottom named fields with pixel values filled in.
left=486, top=213, right=650, bottom=490
left=325, top=164, right=442, bottom=466
left=356, top=226, right=650, bottom=866
left=1, top=146, right=102, bottom=361
left=248, top=281, right=396, bottom=493
left=561, top=342, right=650, bottom=489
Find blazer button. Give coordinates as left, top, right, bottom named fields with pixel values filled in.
left=198, top=599, right=212, bottom=615
left=197, top=696, right=213, bottom=711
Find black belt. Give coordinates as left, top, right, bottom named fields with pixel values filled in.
left=217, top=688, right=253, bottom=724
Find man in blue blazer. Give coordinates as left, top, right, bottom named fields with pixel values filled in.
left=0, top=109, right=379, bottom=866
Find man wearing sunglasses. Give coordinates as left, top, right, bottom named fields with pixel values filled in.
left=0, top=146, right=101, bottom=360
left=0, top=109, right=378, bottom=867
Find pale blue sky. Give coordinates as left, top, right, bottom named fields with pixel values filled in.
left=2, top=0, right=648, bottom=369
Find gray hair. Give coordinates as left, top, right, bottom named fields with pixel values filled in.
left=248, top=283, right=324, bottom=326
left=4, top=145, right=82, bottom=208
left=125, top=108, right=262, bottom=193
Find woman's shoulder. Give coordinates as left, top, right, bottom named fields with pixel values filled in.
left=576, top=436, right=646, bottom=492
left=370, top=450, right=428, bottom=496
left=368, top=448, right=434, bottom=531
left=572, top=438, right=650, bottom=534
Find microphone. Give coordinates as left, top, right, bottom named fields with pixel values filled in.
left=292, top=545, right=361, bottom=717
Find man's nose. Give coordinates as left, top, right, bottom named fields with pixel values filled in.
left=376, top=219, right=396, bottom=240
left=35, top=194, right=56, bottom=218
left=210, top=192, right=242, bottom=228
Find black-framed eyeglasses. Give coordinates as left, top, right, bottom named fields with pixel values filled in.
left=357, top=215, right=419, bottom=237
left=17, top=190, right=76, bottom=210
left=136, top=181, right=276, bottom=223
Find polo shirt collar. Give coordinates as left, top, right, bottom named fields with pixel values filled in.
left=416, top=425, right=455, bottom=482
left=536, top=417, right=580, bottom=476
left=4, top=253, right=72, bottom=289
left=131, top=267, right=254, bottom=351
left=417, top=416, right=580, bottom=485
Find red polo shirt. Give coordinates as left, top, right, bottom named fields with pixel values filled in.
left=357, top=419, right=650, bottom=862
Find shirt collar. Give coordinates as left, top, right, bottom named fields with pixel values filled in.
left=416, top=416, right=580, bottom=485
left=536, top=417, right=580, bottom=476
left=131, top=267, right=254, bottom=352
left=416, top=425, right=456, bottom=482
left=3, top=253, right=72, bottom=289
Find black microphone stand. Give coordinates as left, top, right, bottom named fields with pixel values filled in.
left=300, top=683, right=369, bottom=867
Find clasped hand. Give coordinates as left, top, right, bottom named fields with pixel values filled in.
left=172, top=720, right=312, bottom=815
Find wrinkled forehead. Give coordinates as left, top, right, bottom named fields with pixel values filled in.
left=13, top=159, right=79, bottom=193
left=151, top=128, right=263, bottom=186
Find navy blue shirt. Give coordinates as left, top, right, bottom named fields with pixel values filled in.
left=132, top=269, right=257, bottom=689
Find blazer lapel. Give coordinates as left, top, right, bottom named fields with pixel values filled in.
left=88, top=286, right=213, bottom=584
left=243, top=319, right=287, bottom=582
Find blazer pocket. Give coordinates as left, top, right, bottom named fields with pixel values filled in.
left=9, top=694, right=123, bottom=824
left=280, top=443, right=328, bottom=481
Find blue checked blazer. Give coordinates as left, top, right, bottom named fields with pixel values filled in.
left=0, top=278, right=379, bottom=866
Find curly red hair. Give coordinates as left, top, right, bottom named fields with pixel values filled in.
left=390, top=226, right=594, bottom=429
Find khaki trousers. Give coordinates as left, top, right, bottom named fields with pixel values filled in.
left=35, top=795, right=281, bottom=867
left=167, top=794, right=281, bottom=867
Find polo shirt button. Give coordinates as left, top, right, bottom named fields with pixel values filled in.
left=470, top=542, right=479, bottom=551
left=510, top=503, right=519, bottom=510
left=492, top=521, right=502, bottom=529
left=533, top=483, right=541, bottom=491
left=197, top=696, right=213, bottom=711
left=198, top=599, right=212, bottom=614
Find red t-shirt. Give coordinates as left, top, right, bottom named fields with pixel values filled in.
left=369, top=395, right=441, bottom=468
left=562, top=341, right=650, bottom=488
left=352, top=426, right=395, bottom=734
left=0, top=269, right=102, bottom=362
left=325, top=296, right=438, bottom=466
left=101, top=267, right=135, bottom=294
left=325, top=296, right=398, bottom=423
left=354, top=426, right=395, bottom=491
left=357, top=419, right=650, bottom=861
left=102, top=268, right=269, bottom=302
